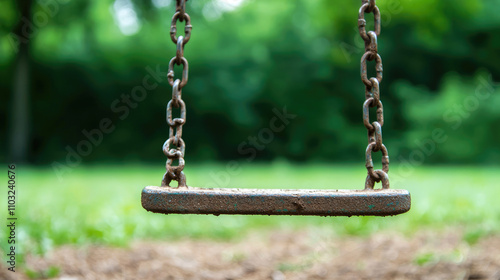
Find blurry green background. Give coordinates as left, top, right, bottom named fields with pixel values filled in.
left=2, top=0, right=499, bottom=165
left=1, top=0, right=500, bottom=272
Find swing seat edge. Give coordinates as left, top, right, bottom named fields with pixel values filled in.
left=141, top=186, right=411, bottom=217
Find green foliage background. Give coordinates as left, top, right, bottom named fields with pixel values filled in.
left=1, top=0, right=499, bottom=165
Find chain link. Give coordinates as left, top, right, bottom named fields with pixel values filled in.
left=162, top=0, right=191, bottom=188
left=359, top=0, right=390, bottom=190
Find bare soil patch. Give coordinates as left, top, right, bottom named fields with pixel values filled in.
left=3, top=229, right=500, bottom=280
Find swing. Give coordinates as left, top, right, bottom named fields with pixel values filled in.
left=141, top=0, right=411, bottom=216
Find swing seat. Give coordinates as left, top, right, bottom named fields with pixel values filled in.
left=141, top=186, right=411, bottom=216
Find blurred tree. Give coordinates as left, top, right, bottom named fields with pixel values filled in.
left=0, top=0, right=498, bottom=164
left=9, top=0, right=32, bottom=162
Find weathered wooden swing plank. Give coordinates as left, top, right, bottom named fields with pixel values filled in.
left=141, top=186, right=411, bottom=216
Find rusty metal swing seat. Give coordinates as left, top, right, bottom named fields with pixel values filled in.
left=141, top=0, right=411, bottom=217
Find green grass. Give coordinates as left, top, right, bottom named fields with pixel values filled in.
left=1, top=163, right=499, bottom=264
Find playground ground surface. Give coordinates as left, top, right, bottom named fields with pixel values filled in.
left=1, top=164, right=499, bottom=279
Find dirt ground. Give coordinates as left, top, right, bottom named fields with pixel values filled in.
left=3, top=229, right=500, bottom=280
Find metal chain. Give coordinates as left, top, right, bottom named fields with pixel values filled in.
left=359, top=0, right=390, bottom=190
left=162, top=0, right=191, bottom=188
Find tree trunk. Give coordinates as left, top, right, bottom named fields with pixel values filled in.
left=9, top=0, right=32, bottom=163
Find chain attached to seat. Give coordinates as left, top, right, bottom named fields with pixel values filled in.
left=162, top=0, right=191, bottom=188
left=359, top=0, right=389, bottom=190
left=142, top=0, right=411, bottom=217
